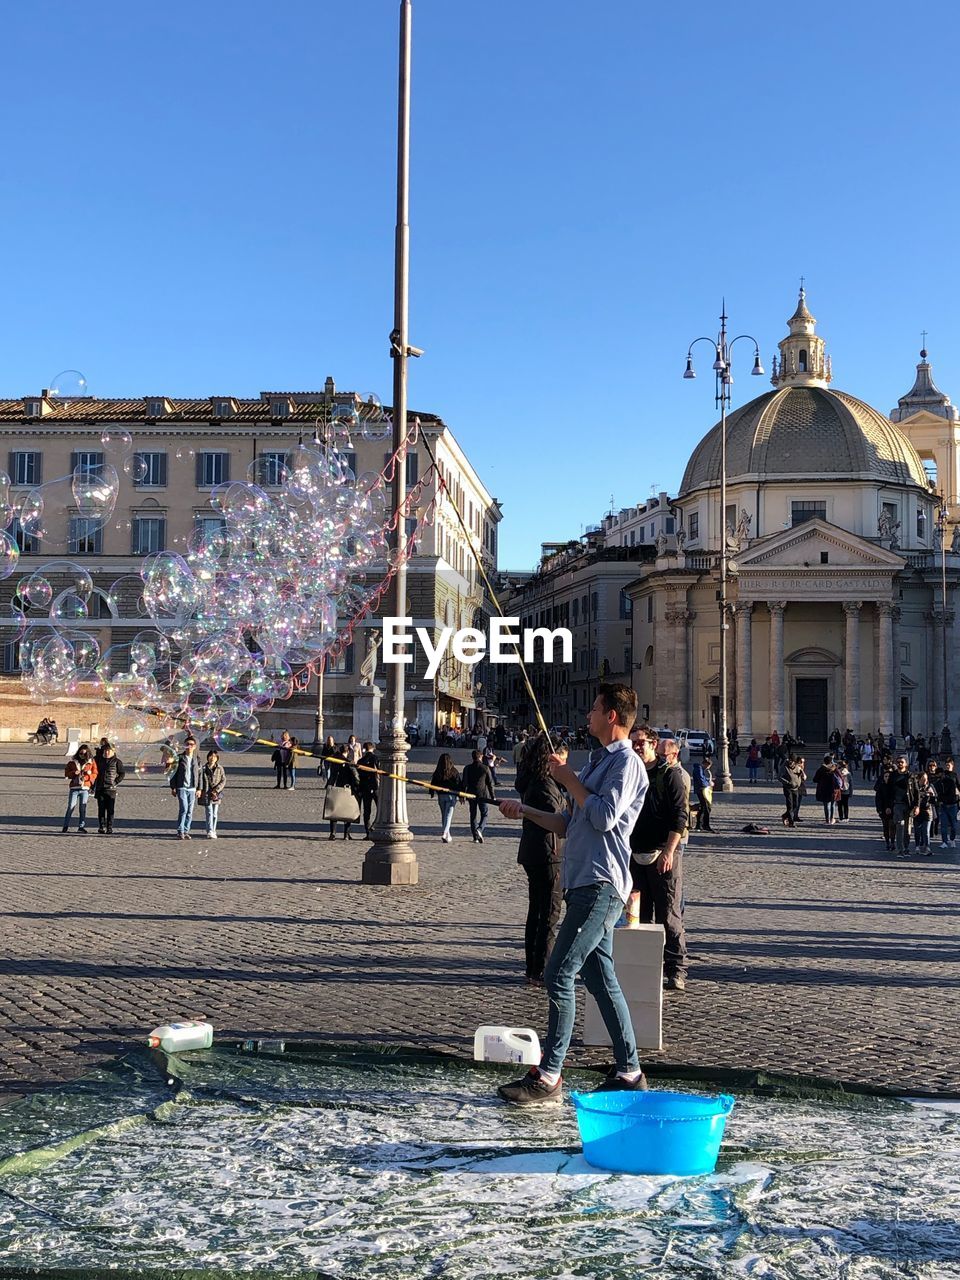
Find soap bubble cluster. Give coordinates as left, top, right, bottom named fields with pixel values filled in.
left=7, top=418, right=422, bottom=752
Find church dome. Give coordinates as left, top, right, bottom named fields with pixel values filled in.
left=679, top=291, right=929, bottom=496
left=679, top=384, right=930, bottom=495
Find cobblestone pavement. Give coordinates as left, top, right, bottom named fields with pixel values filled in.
left=0, top=742, right=958, bottom=1102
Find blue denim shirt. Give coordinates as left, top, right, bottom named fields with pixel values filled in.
left=561, top=739, right=648, bottom=903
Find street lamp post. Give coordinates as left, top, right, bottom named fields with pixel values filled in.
left=683, top=304, right=764, bottom=792
left=362, top=0, right=418, bottom=885
left=937, top=499, right=950, bottom=733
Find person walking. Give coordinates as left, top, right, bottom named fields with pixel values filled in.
left=626, top=730, right=689, bottom=992
left=515, top=734, right=565, bottom=986
left=199, top=749, right=226, bottom=839
left=914, top=771, right=937, bottom=855
left=835, top=760, right=853, bottom=823
left=430, top=753, right=462, bottom=843
left=813, top=756, right=839, bottom=825
left=284, top=737, right=299, bottom=790
left=691, top=754, right=713, bottom=831
left=324, top=745, right=361, bottom=839
left=170, top=736, right=201, bottom=840
left=888, top=755, right=920, bottom=857
left=357, top=742, right=379, bottom=837
left=937, top=757, right=959, bottom=848
left=874, top=764, right=896, bottom=850
left=271, top=731, right=292, bottom=789
left=345, top=734, right=362, bottom=766
left=779, top=754, right=804, bottom=827
left=94, top=743, right=125, bottom=834
left=746, top=739, right=761, bottom=784
left=462, top=748, right=496, bottom=844
left=496, top=683, right=649, bottom=1105
left=321, top=734, right=337, bottom=784
left=62, top=743, right=97, bottom=834
left=861, top=736, right=875, bottom=781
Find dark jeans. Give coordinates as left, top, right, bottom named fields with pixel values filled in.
left=541, top=882, right=639, bottom=1077
left=633, top=855, right=687, bottom=979
left=837, top=795, right=849, bottom=821
left=468, top=799, right=489, bottom=839
left=97, top=793, right=116, bottom=830
left=281, top=764, right=296, bottom=787
left=782, top=786, right=800, bottom=824
left=523, top=861, right=563, bottom=980
left=361, top=793, right=377, bottom=834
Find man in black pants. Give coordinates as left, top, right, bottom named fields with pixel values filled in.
left=625, top=730, right=689, bottom=992
left=462, top=749, right=496, bottom=843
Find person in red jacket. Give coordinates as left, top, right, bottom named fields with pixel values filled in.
left=62, top=743, right=98, bottom=834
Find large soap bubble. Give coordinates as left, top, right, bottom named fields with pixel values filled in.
left=13, top=410, right=424, bottom=742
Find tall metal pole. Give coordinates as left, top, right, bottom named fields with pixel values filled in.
left=716, top=306, right=733, bottom=792
left=362, top=0, right=418, bottom=884
left=941, top=502, right=949, bottom=735
left=313, top=654, right=326, bottom=749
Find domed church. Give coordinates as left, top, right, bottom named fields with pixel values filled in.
left=630, top=290, right=960, bottom=745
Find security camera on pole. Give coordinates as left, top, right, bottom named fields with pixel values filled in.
left=682, top=304, right=764, bottom=792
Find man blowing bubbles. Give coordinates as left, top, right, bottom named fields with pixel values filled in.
left=497, top=683, right=649, bottom=1105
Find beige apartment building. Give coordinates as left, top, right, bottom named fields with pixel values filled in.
left=498, top=533, right=646, bottom=730
left=0, top=382, right=501, bottom=741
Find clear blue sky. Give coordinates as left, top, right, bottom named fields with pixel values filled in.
left=4, top=1, right=960, bottom=568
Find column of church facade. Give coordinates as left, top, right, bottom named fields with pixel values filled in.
left=664, top=606, right=692, bottom=728
left=767, top=601, right=786, bottom=734
left=732, top=600, right=753, bottom=740
left=876, top=602, right=895, bottom=735
left=842, top=600, right=862, bottom=735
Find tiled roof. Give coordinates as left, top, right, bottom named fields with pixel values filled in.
left=0, top=394, right=443, bottom=427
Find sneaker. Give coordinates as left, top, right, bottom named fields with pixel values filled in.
left=78, top=827, right=87, bottom=835
left=477, top=832, right=484, bottom=844
left=940, top=842, right=949, bottom=849
left=97, top=827, right=106, bottom=835
left=664, top=974, right=687, bottom=992
left=497, top=1068, right=562, bottom=1106
left=592, top=1068, right=649, bottom=1092
left=177, top=833, right=186, bottom=841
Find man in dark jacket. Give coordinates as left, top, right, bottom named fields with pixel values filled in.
left=357, top=742, right=379, bottom=838
left=94, top=743, right=125, bottom=834
left=627, top=730, right=689, bottom=991
left=462, top=749, right=496, bottom=843
left=886, top=755, right=920, bottom=856
left=170, top=736, right=201, bottom=840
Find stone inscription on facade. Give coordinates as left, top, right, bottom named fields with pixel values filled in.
left=737, top=574, right=890, bottom=598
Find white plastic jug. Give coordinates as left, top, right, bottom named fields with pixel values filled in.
left=147, top=1021, right=214, bottom=1053
left=473, top=1025, right=540, bottom=1066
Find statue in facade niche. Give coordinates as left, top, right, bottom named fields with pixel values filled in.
left=675, top=528, right=687, bottom=552
left=359, top=632, right=380, bottom=686
left=735, top=508, right=752, bottom=544
left=655, top=532, right=669, bottom=556
left=877, top=509, right=901, bottom=544
left=951, top=523, right=960, bottom=555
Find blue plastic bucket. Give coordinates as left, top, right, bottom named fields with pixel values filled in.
left=570, top=1089, right=735, bottom=1176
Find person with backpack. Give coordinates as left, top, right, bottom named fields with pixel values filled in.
left=691, top=754, right=713, bottom=831
left=746, top=739, right=761, bottom=784
left=62, top=743, right=97, bottom=834
left=94, top=743, right=125, bottom=834
left=813, top=755, right=839, bottom=825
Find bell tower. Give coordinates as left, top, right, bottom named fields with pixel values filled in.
left=770, top=285, right=832, bottom=389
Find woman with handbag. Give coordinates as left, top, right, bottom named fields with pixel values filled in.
left=430, top=753, right=462, bottom=843
left=324, top=745, right=361, bottom=839
left=515, top=734, right=565, bottom=985
left=62, top=743, right=97, bottom=834
left=199, top=750, right=227, bottom=839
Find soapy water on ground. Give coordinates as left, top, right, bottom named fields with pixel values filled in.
left=0, top=1046, right=958, bottom=1279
